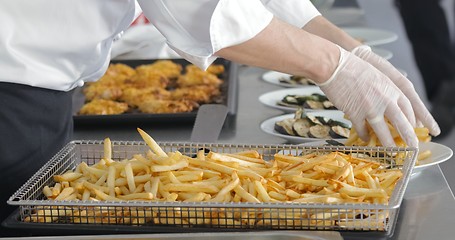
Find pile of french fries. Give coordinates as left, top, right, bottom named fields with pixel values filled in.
left=25, top=128, right=403, bottom=230
left=345, top=121, right=432, bottom=164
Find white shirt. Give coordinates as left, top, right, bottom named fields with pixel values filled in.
left=0, top=0, right=320, bottom=91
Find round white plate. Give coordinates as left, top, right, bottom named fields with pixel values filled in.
left=299, top=140, right=452, bottom=170
left=262, top=49, right=392, bottom=88
left=311, top=0, right=334, bottom=11
left=416, top=142, right=453, bottom=169
left=371, top=47, right=393, bottom=60
left=260, top=111, right=351, bottom=143
left=342, top=27, right=398, bottom=46
left=397, top=68, right=408, bottom=77
left=259, top=86, right=330, bottom=112
left=261, top=71, right=316, bottom=88
left=321, top=7, right=365, bottom=26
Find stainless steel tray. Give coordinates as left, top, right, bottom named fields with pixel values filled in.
left=72, top=58, right=238, bottom=125
left=8, top=141, right=417, bottom=235
left=0, top=231, right=344, bottom=240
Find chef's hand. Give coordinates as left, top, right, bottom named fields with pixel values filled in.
left=351, top=45, right=441, bottom=137
left=319, top=46, right=419, bottom=147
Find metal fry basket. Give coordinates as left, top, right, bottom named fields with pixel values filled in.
left=8, top=140, right=417, bottom=235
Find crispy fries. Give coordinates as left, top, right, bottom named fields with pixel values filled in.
left=28, top=129, right=404, bottom=231
left=345, top=120, right=432, bottom=165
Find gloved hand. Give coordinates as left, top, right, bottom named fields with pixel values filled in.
left=351, top=45, right=441, bottom=137
left=319, top=46, right=419, bottom=147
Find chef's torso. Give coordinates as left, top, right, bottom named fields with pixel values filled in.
left=0, top=0, right=136, bottom=91
left=0, top=0, right=319, bottom=91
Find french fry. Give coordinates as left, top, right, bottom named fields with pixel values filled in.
left=187, top=158, right=234, bottom=175
left=182, top=192, right=207, bottom=202
left=334, top=180, right=387, bottom=198
left=211, top=179, right=239, bottom=202
left=269, top=191, right=287, bottom=201
left=83, top=181, right=109, bottom=193
left=164, top=183, right=219, bottom=194
left=117, top=192, right=154, bottom=200
left=233, top=185, right=260, bottom=203
left=346, top=120, right=432, bottom=166
left=107, top=165, right=116, bottom=196
left=115, top=174, right=152, bottom=187
left=103, top=138, right=113, bottom=163
left=285, top=189, right=301, bottom=199
left=231, top=150, right=261, bottom=158
left=137, top=128, right=167, bottom=157
left=207, top=152, right=263, bottom=167
left=133, top=183, right=145, bottom=194
left=52, top=183, right=62, bottom=197
left=54, top=187, right=75, bottom=201
left=175, top=173, right=201, bottom=182
left=53, top=172, right=83, bottom=182
left=292, top=176, right=329, bottom=187
left=35, top=128, right=404, bottom=231
left=93, top=189, right=122, bottom=201
left=226, top=153, right=264, bottom=164
left=82, top=189, right=91, bottom=201
left=150, top=160, right=188, bottom=172
left=94, top=172, right=108, bottom=186
left=43, top=186, right=53, bottom=198
left=124, top=162, right=136, bottom=193
left=254, top=180, right=271, bottom=202
left=417, top=150, right=432, bottom=161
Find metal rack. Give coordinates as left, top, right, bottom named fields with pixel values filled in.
left=8, top=141, right=417, bottom=235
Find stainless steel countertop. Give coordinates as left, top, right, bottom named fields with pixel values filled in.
left=69, top=66, right=455, bottom=240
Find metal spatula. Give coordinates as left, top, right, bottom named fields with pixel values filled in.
left=190, top=104, right=228, bottom=143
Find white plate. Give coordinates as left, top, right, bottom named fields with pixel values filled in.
left=260, top=111, right=351, bottom=143
left=342, top=27, right=398, bottom=46
left=416, top=141, right=453, bottom=169
left=259, top=87, right=330, bottom=112
left=371, top=47, right=393, bottom=60
left=261, top=71, right=316, bottom=88
left=311, top=0, right=334, bottom=11
left=299, top=140, right=452, bottom=170
left=261, top=48, right=392, bottom=88
left=321, top=7, right=365, bottom=26
left=397, top=68, right=408, bottom=77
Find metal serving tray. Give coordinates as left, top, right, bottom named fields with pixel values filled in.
left=72, top=58, right=238, bottom=125
left=8, top=141, right=417, bottom=235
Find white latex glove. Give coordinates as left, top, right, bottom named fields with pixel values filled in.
left=319, top=46, right=419, bottom=147
left=352, top=45, right=441, bottom=137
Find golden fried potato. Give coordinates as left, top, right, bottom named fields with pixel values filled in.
left=177, top=65, right=223, bottom=87
left=121, top=87, right=171, bottom=107
left=83, top=82, right=123, bottom=101
left=80, top=61, right=227, bottom=115
left=137, top=99, right=198, bottom=114
left=132, top=66, right=169, bottom=88
left=105, top=63, right=136, bottom=78
left=206, top=64, right=225, bottom=75
left=170, top=85, right=220, bottom=103
left=79, top=99, right=129, bottom=115
left=143, top=60, right=183, bottom=79
left=82, top=64, right=137, bottom=101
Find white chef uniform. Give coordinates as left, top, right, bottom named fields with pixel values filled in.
left=0, top=1, right=319, bottom=235
left=0, top=0, right=320, bottom=91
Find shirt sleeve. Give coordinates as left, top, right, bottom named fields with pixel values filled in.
left=260, top=0, right=321, bottom=28
left=137, top=0, right=273, bottom=69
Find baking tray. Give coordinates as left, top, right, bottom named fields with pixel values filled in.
left=2, top=208, right=396, bottom=239
left=72, top=58, right=238, bottom=125
left=7, top=141, right=417, bottom=236
left=1, top=211, right=393, bottom=240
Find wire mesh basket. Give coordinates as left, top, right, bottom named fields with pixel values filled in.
left=8, top=140, right=417, bottom=234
